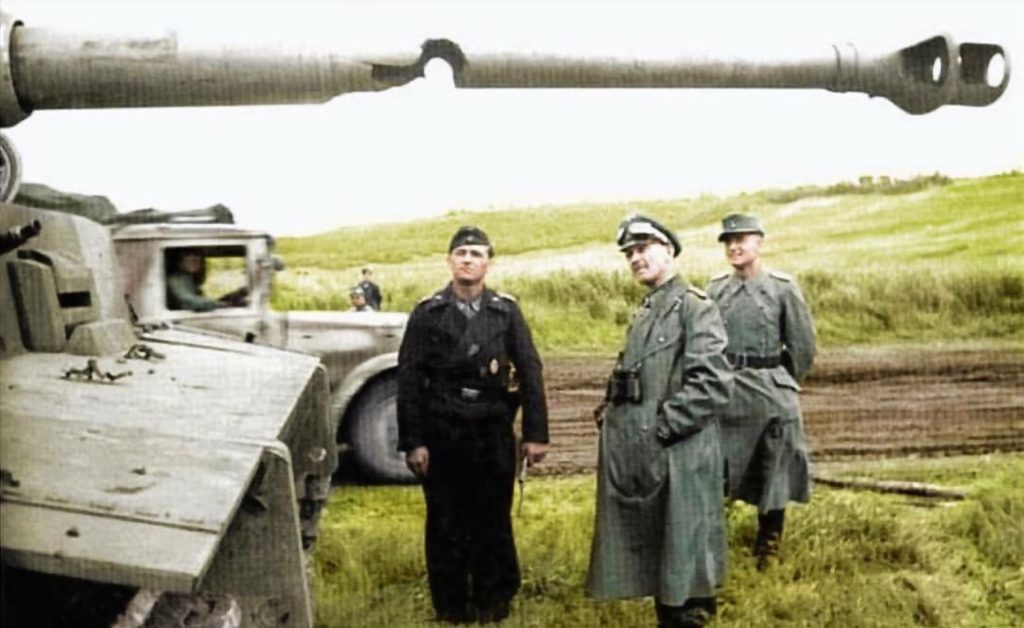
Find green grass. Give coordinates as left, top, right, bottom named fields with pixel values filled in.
left=272, top=172, right=1024, bottom=354
left=312, top=454, right=1024, bottom=627
left=276, top=172, right=1023, bottom=272
left=272, top=173, right=1024, bottom=352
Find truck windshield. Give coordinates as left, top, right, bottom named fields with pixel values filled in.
left=165, top=245, right=250, bottom=312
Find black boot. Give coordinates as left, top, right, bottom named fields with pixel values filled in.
left=655, top=598, right=716, bottom=628
left=475, top=598, right=511, bottom=624
left=755, top=508, right=786, bottom=571
left=435, top=606, right=475, bottom=624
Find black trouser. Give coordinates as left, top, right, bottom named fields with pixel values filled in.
left=755, top=509, right=786, bottom=560
left=655, top=598, right=718, bottom=628
left=422, top=421, right=519, bottom=622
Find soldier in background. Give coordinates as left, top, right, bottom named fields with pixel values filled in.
left=707, top=213, right=816, bottom=570
left=397, top=226, right=548, bottom=624
left=588, top=214, right=732, bottom=628
left=358, top=267, right=383, bottom=310
left=348, top=286, right=375, bottom=312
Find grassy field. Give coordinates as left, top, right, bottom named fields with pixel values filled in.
left=312, top=454, right=1024, bottom=627
left=298, top=173, right=1023, bottom=626
left=273, top=172, right=1024, bottom=353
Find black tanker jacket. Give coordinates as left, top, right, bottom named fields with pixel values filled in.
left=397, top=284, right=549, bottom=452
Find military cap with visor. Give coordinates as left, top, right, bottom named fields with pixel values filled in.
left=718, top=213, right=765, bottom=242
left=616, top=213, right=681, bottom=258
left=448, top=225, right=494, bottom=256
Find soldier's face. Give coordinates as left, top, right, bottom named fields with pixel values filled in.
left=181, top=253, right=203, bottom=274
left=623, top=239, right=675, bottom=287
left=447, top=245, right=491, bottom=286
left=723, top=233, right=762, bottom=270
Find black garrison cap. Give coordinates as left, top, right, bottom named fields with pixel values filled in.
left=448, top=225, right=494, bottom=255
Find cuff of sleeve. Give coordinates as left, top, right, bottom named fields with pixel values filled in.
left=655, top=408, right=672, bottom=442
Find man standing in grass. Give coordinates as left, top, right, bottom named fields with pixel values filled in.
left=588, top=214, right=733, bottom=628
left=358, top=266, right=383, bottom=310
left=707, top=213, right=816, bottom=570
left=397, top=226, right=549, bottom=624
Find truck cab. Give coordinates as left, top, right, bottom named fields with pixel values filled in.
left=112, top=222, right=412, bottom=482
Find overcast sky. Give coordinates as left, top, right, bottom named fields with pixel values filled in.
left=4, top=1, right=1022, bottom=236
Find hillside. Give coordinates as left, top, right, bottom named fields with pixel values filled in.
left=273, top=172, right=1024, bottom=352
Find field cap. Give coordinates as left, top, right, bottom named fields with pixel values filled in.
left=350, top=286, right=365, bottom=296
left=718, top=213, right=765, bottom=242
left=616, top=213, right=681, bottom=257
left=449, top=225, right=493, bottom=255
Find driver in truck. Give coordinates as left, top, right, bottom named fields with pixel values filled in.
left=166, top=248, right=248, bottom=311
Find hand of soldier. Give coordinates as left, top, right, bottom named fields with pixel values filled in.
left=217, top=286, right=250, bottom=307
left=521, top=442, right=547, bottom=467
left=405, top=447, right=429, bottom=479
left=593, top=401, right=610, bottom=429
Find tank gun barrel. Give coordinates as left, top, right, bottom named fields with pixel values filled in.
left=0, top=11, right=1011, bottom=128
left=431, top=35, right=1010, bottom=115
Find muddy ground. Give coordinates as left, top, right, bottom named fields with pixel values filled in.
left=540, top=347, right=1024, bottom=476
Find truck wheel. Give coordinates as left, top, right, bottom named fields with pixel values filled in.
left=348, top=373, right=415, bottom=483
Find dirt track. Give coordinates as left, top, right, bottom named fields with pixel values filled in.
left=540, top=347, right=1024, bottom=476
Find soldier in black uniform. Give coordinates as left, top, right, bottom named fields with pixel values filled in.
left=397, top=226, right=549, bottom=624
left=358, top=267, right=383, bottom=310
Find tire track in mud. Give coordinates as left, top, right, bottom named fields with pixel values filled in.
left=538, top=348, right=1024, bottom=476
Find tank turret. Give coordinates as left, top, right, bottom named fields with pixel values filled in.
left=1, top=13, right=346, bottom=619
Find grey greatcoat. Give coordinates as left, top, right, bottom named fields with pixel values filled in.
left=707, top=267, right=816, bottom=512
left=587, top=277, right=733, bottom=606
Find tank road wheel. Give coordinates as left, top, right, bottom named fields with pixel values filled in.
left=348, top=373, right=415, bottom=483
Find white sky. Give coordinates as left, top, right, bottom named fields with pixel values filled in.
left=4, top=1, right=1023, bottom=236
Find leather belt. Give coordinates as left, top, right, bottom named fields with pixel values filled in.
left=429, top=385, right=505, bottom=404
left=726, top=352, right=782, bottom=369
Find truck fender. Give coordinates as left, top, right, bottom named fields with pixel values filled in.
left=329, top=352, right=398, bottom=438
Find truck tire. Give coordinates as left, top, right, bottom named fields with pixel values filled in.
left=348, top=373, right=415, bottom=483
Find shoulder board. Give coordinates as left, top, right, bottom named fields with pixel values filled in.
left=494, top=291, right=518, bottom=303
left=768, top=269, right=794, bottom=283
left=686, top=285, right=708, bottom=300
left=418, top=292, right=445, bottom=306
left=709, top=271, right=730, bottom=283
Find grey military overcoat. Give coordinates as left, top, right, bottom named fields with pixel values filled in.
left=587, top=277, right=733, bottom=606
left=707, top=268, right=816, bottom=512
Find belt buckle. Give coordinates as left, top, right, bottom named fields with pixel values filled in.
left=734, top=353, right=748, bottom=369
left=460, top=387, right=481, bottom=401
